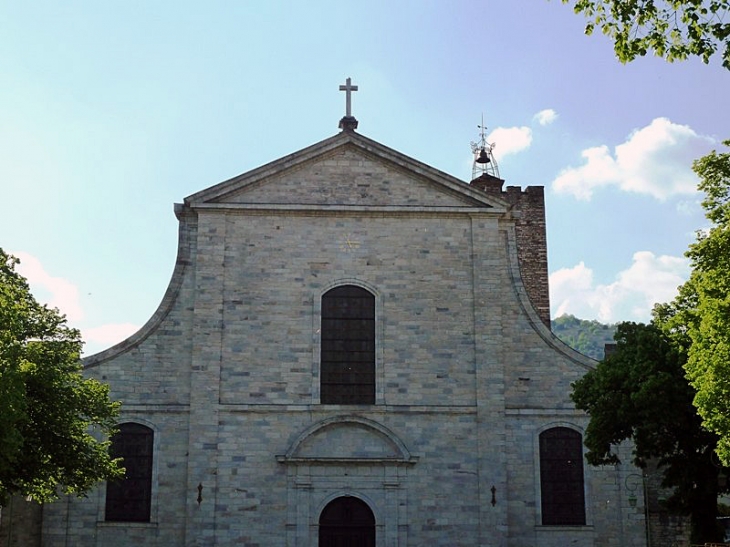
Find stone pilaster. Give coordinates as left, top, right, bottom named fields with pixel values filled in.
left=184, top=211, right=226, bottom=546
left=470, top=213, right=509, bottom=545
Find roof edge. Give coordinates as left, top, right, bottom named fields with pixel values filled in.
left=503, top=228, right=597, bottom=370
left=82, top=205, right=195, bottom=368
left=185, top=131, right=508, bottom=210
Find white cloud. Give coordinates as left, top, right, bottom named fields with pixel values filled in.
left=534, top=109, right=557, bottom=126
left=83, top=323, right=139, bottom=346
left=675, top=198, right=701, bottom=216
left=477, top=110, right=554, bottom=165
left=553, top=117, right=714, bottom=200
left=550, top=251, right=690, bottom=323
left=10, top=251, right=140, bottom=355
left=487, top=126, right=533, bottom=161
left=12, top=251, right=84, bottom=321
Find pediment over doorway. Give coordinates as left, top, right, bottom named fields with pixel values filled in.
left=276, top=416, right=417, bottom=464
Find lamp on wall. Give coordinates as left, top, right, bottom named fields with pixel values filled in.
left=628, top=492, right=638, bottom=508
left=625, top=473, right=643, bottom=508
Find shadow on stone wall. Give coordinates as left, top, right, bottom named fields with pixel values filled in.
left=0, top=496, right=42, bottom=547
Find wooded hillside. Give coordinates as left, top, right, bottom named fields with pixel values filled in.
left=551, top=314, right=616, bottom=360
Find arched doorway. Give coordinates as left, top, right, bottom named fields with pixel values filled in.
left=319, top=496, right=375, bottom=547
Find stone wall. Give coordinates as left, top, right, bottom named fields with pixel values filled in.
left=644, top=468, right=691, bottom=547
left=0, top=497, right=42, bottom=547
left=471, top=174, right=551, bottom=328
left=29, top=133, right=647, bottom=546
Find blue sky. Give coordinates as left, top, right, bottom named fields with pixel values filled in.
left=2, top=1, right=728, bottom=355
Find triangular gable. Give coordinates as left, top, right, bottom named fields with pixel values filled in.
left=185, top=131, right=508, bottom=212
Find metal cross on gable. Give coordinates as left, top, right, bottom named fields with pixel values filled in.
left=339, top=77, right=358, bottom=118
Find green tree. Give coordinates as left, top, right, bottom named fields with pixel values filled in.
left=562, top=0, right=730, bottom=69
left=0, top=248, right=122, bottom=505
left=572, top=320, right=726, bottom=543
left=679, top=141, right=730, bottom=463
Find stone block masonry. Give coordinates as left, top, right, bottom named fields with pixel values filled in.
left=471, top=173, right=551, bottom=328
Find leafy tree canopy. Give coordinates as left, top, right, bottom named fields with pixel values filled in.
left=0, top=248, right=122, bottom=505
left=679, top=141, right=730, bottom=462
left=563, top=0, right=730, bottom=69
left=572, top=320, right=726, bottom=543
left=570, top=141, right=730, bottom=542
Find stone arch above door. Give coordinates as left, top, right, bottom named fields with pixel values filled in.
left=278, top=416, right=415, bottom=546
left=277, top=415, right=417, bottom=464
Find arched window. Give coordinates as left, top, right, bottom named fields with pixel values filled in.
left=539, top=427, right=586, bottom=525
left=321, top=285, right=375, bottom=404
left=319, top=496, right=375, bottom=547
left=105, top=423, right=154, bottom=522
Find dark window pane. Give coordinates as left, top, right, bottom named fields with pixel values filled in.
left=539, top=427, right=586, bottom=525
left=105, top=423, right=153, bottom=522
left=321, top=286, right=375, bottom=404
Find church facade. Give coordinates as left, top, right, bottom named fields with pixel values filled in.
left=28, top=107, right=648, bottom=546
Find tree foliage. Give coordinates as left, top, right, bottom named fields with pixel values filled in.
left=0, top=248, right=122, bottom=505
left=572, top=142, right=730, bottom=542
left=563, top=0, right=730, bottom=70
left=680, top=141, right=730, bottom=462
left=572, top=320, right=726, bottom=543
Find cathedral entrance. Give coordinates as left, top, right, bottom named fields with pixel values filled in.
left=318, top=496, right=375, bottom=547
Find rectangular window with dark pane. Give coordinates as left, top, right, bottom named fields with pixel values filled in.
left=105, top=423, right=154, bottom=522
left=321, top=285, right=375, bottom=404
left=539, top=427, right=586, bottom=525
